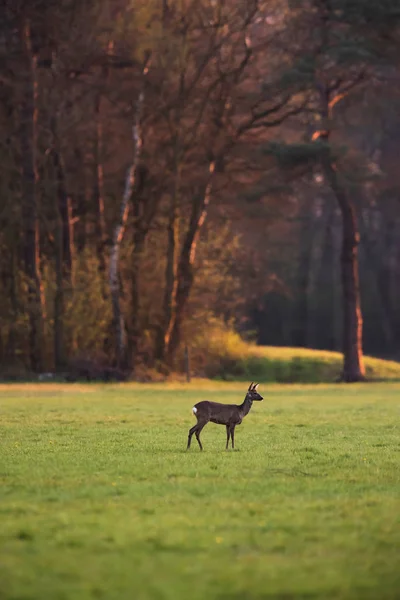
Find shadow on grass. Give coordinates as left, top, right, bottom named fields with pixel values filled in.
left=263, top=467, right=325, bottom=478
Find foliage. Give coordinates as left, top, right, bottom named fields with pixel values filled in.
left=263, top=141, right=328, bottom=169
left=1, top=382, right=400, bottom=599
left=334, top=0, right=400, bottom=27
left=64, top=253, right=112, bottom=359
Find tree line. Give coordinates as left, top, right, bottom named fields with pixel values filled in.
left=1, top=0, right=400, bottom=381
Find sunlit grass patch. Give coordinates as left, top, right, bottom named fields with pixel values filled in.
left=193, top=324, right=400, bottom=381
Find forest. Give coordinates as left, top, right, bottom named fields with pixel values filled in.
left=1, top=0, right=400, bottom=382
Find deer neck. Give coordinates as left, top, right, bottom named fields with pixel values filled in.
left=240, top=397, right=253, bottom=417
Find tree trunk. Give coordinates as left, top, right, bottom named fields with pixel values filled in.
left=293, top=217, right=313, bottom=348
left=54, top=157, right=73, bottom=368
left=93, top=94, right=107, bottom=273
left=50, top=115, right=74, bottom=369
left=295, top=196, right=329, bottom=349
left=306, top=198, right=334, bottom=349
left=321, top=150, right=365, bottom=381
left=389, top=217, right=400, bottom=349
left=74, top=148, right=87, bottom=253
left=330, top=209, right=342, bottom=351
left=129, top=173, right=159, bottom=367
left=359, top=209, right=395, bottom=351
left=154, top=192, right=179, bottom=362
left=129, top=177, right=152, bottom=365
left=166, top=163, right=215, bottom=363
left=129, top=228, right=146, bottom=365
left=54, top=210, right=65, bottom=370
left=109, top=173, right=131, bottom=369
left=109, top=88, right=145, bottom=369
left=129, top=240, right=143, bottom=362
left=5, top=247, right=19, bottom=363
left=51, top=129, right=73, bottom=280
left=19, top=20, right=43, bottom=372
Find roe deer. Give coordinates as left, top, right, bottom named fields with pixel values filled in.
left=187, top=382, right=263, bottom=451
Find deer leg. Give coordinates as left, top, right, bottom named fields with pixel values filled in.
left=187, top=424, right=198, bottom=450
left=230, top=425, right=235, bottom=449
left=226, top=425, right=231, bottom=450
left=195, top=422, right=206, bottom=451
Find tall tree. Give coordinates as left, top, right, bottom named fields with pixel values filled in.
left=109, top=64, right=148, bottom=369
left=262, top=0, right=379, bottom=380
left=153, top=0, right=304, bottom=364
left=19, top=17, right=44, bottom=372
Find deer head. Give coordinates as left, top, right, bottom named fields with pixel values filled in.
left=247, top=382, right=263, bottom=401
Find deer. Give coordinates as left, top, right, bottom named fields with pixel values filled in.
left=187, top=382, right=263, bottom=451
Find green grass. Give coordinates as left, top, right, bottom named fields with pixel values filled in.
left=1, top=381, right=400, bottom=600
left=199, top=330, right=400, bottom=381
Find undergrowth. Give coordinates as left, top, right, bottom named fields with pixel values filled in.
left=188, top=322, right=400, bottom=382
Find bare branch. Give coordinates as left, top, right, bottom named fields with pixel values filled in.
left=328, top=70, right=367, bottom=114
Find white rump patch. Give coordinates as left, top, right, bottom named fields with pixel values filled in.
left=192, top=406, right=197, bottom=414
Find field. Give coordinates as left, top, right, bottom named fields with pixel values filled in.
left=1, top=381, right=400, bottom=600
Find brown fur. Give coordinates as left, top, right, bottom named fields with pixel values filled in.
left=187, top=382, right=263, bottom=451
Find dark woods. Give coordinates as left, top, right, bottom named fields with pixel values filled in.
left=1, top=0, right=400, bottom=381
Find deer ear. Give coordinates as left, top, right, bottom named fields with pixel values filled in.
left=253, top=383, right=259, bottom=390
left=248, top=382, right=254, bottom=391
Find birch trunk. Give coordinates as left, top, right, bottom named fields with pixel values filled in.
left=109, top=89, right=144, bottom=368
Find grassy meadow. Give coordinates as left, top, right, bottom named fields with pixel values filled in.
left=1, top=381, right=400, bottom=600
left=200, top=336, right=400, bottom=381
